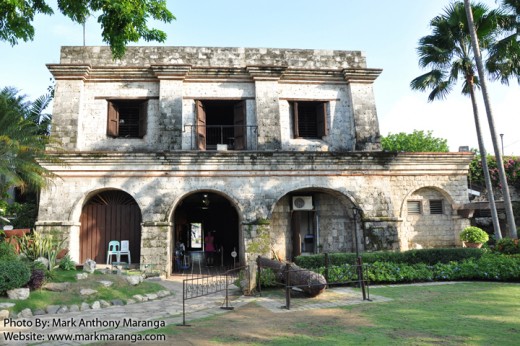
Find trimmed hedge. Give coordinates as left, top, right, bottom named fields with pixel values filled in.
left=295, top=248, right=485, bottom=269
left=310, top=254, right=520, bottom=284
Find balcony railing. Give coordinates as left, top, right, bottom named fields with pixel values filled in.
left=184, top=125, right=258, bottom=150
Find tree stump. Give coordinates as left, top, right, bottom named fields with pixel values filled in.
left=257, top=256, right=326, bottom=297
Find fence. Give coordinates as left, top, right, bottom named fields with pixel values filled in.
left=257, top=254, right=370, bottom=310
left=181, top=266, right=249, bottom=325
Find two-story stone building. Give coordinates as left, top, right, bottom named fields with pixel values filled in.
left=36, top=46, right=473, bottom=275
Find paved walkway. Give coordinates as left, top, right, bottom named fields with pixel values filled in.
left=0, top=276, right=384, bottom=346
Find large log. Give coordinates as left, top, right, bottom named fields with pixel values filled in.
left=257, top=256, right=327, bottom=297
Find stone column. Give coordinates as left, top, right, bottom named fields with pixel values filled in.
left=343, top=69, right=383, bottom=151
left=46, top=65, right=90, bottom=150
left=247, top=66, right=285, bottom=150
left=140, top=221, right=172, bottom=276
left=151, top=65, right=191, bottom=150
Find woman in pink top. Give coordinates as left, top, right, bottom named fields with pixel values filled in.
left=204, top=231, right=216, bottom=266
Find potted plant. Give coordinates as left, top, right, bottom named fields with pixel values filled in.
left=460, top=226, right=489, bottom=248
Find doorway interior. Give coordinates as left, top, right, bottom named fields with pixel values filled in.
left=173, top=192, right=240, bottom=272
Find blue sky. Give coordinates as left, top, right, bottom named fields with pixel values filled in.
left=1, top=0, right=519, bottom=154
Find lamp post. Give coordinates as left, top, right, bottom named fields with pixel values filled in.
left=352, top=206, right=360, bottom=257
left=500, top=134, right=504, bottom=155
left=351, top=206, right=367, bottom=300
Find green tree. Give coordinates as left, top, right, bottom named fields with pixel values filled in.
left=0, top=0, right=175, bottom=59
left=410, top=1, right=506, bottom=239
left=486, top=0, right=520, bottom=84
left=381, top=130, right=449, bottom=152
left=0, top=87, right=55, bottom=198
left=463, top=0, right=517, bottom=238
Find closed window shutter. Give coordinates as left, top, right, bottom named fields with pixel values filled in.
left=138, top=101, right=148, bottom=138
left=107, top=101, right=119, bottom=137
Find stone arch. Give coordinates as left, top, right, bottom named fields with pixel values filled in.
left=400, top=186, right=458, bottom=250
left=399, top=186, right=456, bottom=219
left=270, top=187, right=361, bottom=260
left=78, top=189, right=142, bottom=264
left=170, top=189, right=243, bottom=272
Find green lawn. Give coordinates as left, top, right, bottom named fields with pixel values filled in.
left=144, top=282, right=520, bottom=345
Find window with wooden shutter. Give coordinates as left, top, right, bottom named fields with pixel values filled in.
left=291, top=101, right=328, bottom=139
left=106, top=100, right=148, bottom=138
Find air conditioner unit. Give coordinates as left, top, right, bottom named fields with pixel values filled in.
left=292, top=196, right=313, bottom=211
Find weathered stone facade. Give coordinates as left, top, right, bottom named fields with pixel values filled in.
left=37, top=46, right=473, bottom=276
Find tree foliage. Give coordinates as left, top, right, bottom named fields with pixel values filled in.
left=469, top=154, right=520, bottom=189
left=487, top=0, right=520, bottom=84
left=381, top=130, right=449, bottom=152
left=0, top=0, right=175, bottom=59
left=0, top=87, right=55, bottom=197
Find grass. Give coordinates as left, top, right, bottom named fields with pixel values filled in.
left=142, top=282, right=520, bottom=345
left=0, top=269, right=166, bottom=314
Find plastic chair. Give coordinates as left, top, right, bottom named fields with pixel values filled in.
left=119, top=240, right=131, bottom=264
left=106, top=240, right=120, bottom=264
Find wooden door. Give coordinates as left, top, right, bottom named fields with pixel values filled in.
left=291, top=211, right=301, bottom=260
left=196, top=100, right=207, bottom=150
left=233, top=100, right=247, bottom=150
left=80, top=191, right=142, bottom=264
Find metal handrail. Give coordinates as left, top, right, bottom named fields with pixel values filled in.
left=184, top=124, right=258, bottom=150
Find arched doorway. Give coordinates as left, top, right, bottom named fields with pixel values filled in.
left=173, top=191, right=240, bottom=271
left=271, top=189, right=359, bottom=261
left=79, top=190, right=142, bottom=264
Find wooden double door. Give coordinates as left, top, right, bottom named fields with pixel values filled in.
left=79, top=191, right=142, bottom=264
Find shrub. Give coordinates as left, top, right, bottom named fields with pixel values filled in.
left=0, top=260, right=31, bottom=294
left=58, top=255, right=76, bottom=271
left=27, top=269, right=46, bottom=290
left=295, top=248, right=484, bottom=269
left=299, top=253, right=520, bottom=284
left=496, top=238, right=520, bottom=255
left=258, top=268, right=278, bottom=288
left=460, top=226, right=489, bottom=244
left=18, top=230, right=65, bottom=271
left=0, top=241, right=17, bottom=261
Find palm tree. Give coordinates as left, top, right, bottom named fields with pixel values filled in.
left=410, top=1, right=506, bottom=240
left=463, top=0, right=517, bottom=239
left=0, top=87, right=55, bottom=197
left=486, top=0, right=520, bottom=84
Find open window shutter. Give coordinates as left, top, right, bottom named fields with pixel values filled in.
left=107, top=101, right=119, bottom=137
left=138, top=101, right=148, bottom=138
left=196, top=100, right=207, bottom=150
left=233, top=100, right=247, bottom=150
left=316, top=102, right=327, bottom=137
left=292, top=102, right=300, bottom=138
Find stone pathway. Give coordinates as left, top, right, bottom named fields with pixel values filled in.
left=0, top=276, right=382, bottom=346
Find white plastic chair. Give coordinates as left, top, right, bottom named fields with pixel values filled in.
left=119, top=240, right=131, bottom=264
left=106, top=240, right=120, bottom=264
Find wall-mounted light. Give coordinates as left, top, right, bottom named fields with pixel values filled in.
left=202, top=194, right=210, bottom=209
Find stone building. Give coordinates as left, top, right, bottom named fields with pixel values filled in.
left=37, top=46, right=473, bottom=275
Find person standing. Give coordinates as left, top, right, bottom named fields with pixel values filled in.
left=204, top=231, right=216, bottom=266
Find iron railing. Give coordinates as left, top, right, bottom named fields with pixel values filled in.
left=181, top=266, right=249, bottom=325
left=256, top=254, right=370, bottom=310
left=184, top=125, right=258, bottom=150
